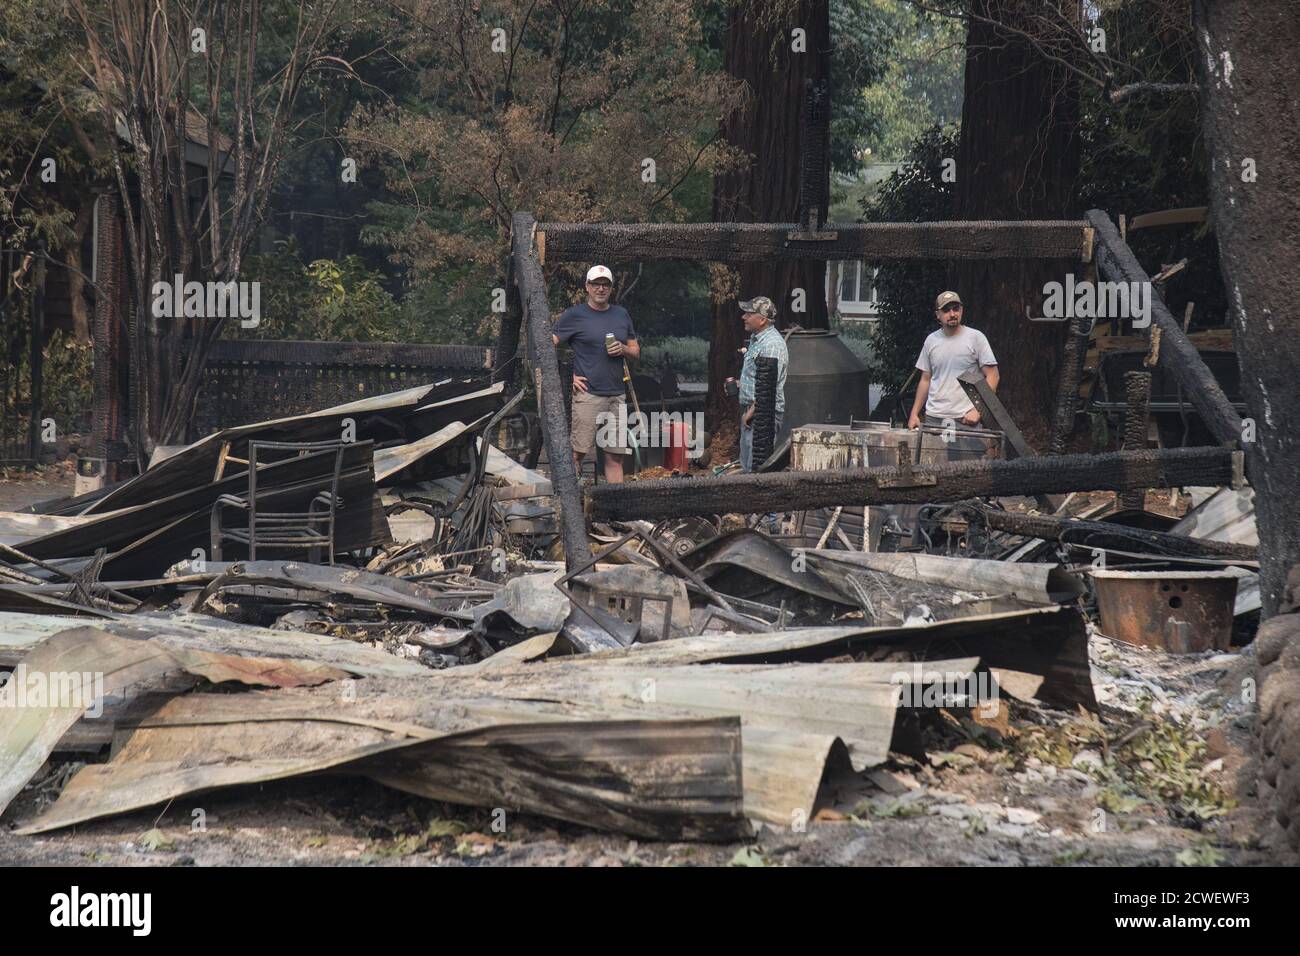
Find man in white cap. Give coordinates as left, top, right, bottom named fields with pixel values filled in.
left=552, top=265, right=640, bottom=483
left=907, top=290, right=999, bottom=431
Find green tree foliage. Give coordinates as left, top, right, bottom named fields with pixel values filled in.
left=1077, top=0, right=1225, bottom=324
left=857, top=0, right=963, bottom=162
left=0, top=3, right=105, bottom=253
left=859, top=124, right=959, bottom=392
left=829, top=0, right=909, bottom=173
left=239, top=241, right=422, bottom=342
left=348, top=0, right=746, bottom=324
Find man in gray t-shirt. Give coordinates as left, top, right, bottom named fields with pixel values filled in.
left=908, top=290, right=999, bottom=430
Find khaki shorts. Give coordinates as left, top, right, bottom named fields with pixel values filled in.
left=571, top=391, right=631, bottom=456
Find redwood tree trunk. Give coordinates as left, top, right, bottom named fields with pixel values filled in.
left=707, top=0, right=830, bottom=428
left=1193, top=0, right=1300, bottom=617
left=950, top=0, right=1081, bottom=447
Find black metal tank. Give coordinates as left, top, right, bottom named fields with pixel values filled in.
left=779, top=329, right=871, bottom=445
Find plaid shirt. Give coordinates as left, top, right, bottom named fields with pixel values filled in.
left=738, top=325, right=788, bottom=414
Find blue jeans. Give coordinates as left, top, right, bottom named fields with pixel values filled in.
left=740, top=411, right=783, bottom=473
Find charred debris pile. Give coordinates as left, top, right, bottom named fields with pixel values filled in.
left=0, top=374, right=1262, bottom=841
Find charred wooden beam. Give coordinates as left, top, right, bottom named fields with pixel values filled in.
left=512, top=213, right=592, bottom=568
left=587, top=446, right=1239, bottom=522
left=957, top=371, right=1059, bottom=512
left=1087, top=209, right=1243, bottom=449
left=537, top=221, right=1088, bottom=264
left=978, top=507, right=1258, bottom=562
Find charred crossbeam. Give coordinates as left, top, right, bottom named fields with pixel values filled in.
left=512, top=213, right=592, bottom=568
left=1087, top=209, right=1243, bottom=450
left=536, top=221, right=1088, bottom=264
left=587, top=447, right=1240, bottom=522
left=977, top=507, right=1257, bottom=562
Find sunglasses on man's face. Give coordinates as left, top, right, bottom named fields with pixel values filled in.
left=941, top=303, right=962, bottom=313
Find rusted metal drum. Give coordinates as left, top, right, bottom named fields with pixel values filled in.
left=1090, top=570, right=1240, bottom=653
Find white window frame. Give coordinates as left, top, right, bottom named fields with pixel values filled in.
left=826, top=261, right=880, bottom=322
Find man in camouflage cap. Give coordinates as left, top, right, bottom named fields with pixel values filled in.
left=735, top=295, right=787, bottom=473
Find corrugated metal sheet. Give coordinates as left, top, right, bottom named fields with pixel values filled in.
left=1171, top=486, right=1258, bottom=545
left=1171, top=488, right=1259, bottom=614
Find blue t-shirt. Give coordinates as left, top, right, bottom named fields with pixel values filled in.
left=553, top=303, right=637, bottom=396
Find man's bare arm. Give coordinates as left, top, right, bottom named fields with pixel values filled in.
left=982, top=364, right=1000, bottom=391
left=908, top=371, right=931, bottom=429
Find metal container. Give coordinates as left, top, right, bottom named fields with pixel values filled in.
left=789, top=422, right=1004, bottom=551
left=781, top=330, right=872, bottom=445
left=1091, top=570, right=1240, bottom=653
left=791, top=422, right=1004, bottom=469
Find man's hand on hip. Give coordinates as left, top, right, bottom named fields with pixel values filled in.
left=572, top=375, right=590, bottom=394
left=960, top=408, right=981, bottom=426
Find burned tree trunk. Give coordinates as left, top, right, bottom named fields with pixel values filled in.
left=1195, top=0, right=1300, bottom=854
left=1193, top=0, right=1300, bottom=619
left=707, top=0, right=831, bottom=428
left=950, top=0, right=1081, bottom=447
left=587, top=446, right=1239, bottom=522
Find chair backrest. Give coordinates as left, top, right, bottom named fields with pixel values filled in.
left=245, top=439, right=350, bottom=536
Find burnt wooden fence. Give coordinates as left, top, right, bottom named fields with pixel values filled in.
left=192, top=339, right=496, bottom=437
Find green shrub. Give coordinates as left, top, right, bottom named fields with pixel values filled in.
left=238, top=241, right=420, bottom=342
left=637, top=335, right=709, bottom=380
left=40, top=329, right=92, bottom=436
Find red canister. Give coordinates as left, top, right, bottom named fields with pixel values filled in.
left=664, top=421, right=689, bottom=472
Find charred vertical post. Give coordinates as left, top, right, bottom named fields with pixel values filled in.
left=796, top=78, right=831, bottom=236
left=751, top=355, right=778, bottom=467
left=1119, top=371, right=1153, bottom=509
left=1049, top=313, right=1092, bottom=455
left=495, top=253, right=524, bottom=389
left=511, top=212, right=592, bottom=568
left=91, top=192, right=125, bottom=485
left=27, top=244, right=45, bottom=463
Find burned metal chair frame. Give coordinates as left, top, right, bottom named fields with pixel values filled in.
left=210, top=440, right=348, bottom=565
